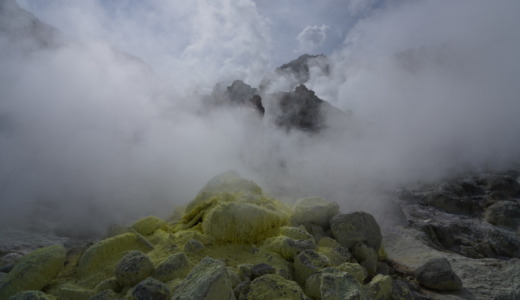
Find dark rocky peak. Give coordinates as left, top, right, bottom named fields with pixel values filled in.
left=259, top=54, right=330, bottom=93
left=277, top=54, right=330, bottom=83
left=206, top=80, right=265, bottom=116
left=226, top=80, right=258, bottom=103
left=0, top=0, right=63, bottom=51
left=272, top=84, right=326, bottom=132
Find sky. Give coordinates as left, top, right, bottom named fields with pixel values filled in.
left=1, top=0, right=520, bottom=237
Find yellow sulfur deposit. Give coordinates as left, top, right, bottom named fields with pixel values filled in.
left=1, top=172, right=394, bottom=300
left=76, top=232, right=153, bottom=279
left=0, top=245, right=66, bottom=300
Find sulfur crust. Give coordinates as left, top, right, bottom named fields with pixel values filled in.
left=76, top=232, right=152, bottom=278
left=203, top=201, right=289, bottom=243
left=0, top=245, right=66, bottom=300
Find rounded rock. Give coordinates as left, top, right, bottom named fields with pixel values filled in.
left=416, top=257, right=462, bottom=291
left=114, top=251, right=154, bottom=287
left=330, top=212, right=382, bottom=250
left=129, top=277, right=171, bottom=300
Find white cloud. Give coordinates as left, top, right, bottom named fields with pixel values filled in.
left=347, top=0, right=377, bottom=15
left=295, top=24, right=329, bottom=54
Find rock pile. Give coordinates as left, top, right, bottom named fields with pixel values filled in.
left=397, top=170, right=520, bottom=259
left=0, top=171, right=435, bottom=300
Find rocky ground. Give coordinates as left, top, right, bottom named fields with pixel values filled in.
left=1, top=170, right=519, bottom=299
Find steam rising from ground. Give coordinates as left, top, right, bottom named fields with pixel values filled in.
left=1, top=0, right=520, bottom=236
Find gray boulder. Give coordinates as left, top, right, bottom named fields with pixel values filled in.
left=330, top=212, right=382, bottom=251
left=128, top=277, right=171, bottom=300
left=171, top=257, right=235, bottom=300
left=484, top=200, right=520, bottom=229
left=114, top=251, right=154, bottom=287
left=152, top=252, right=190, bottom=282
left=416, top=257, right=462, bottom=291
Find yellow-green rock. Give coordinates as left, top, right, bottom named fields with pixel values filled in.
left=292, top=197, right=339, bottom=229
left=202, top=201, right=288, bottom=243
left=320, top=270, right=368, bottom=300
left=77, top=233, right=153, bottom=278
left=242, top=274, right=307, bottom=300
left=337, top=262, right=366, bottom=283
left=352, top=242, right=378, bottom=276
left=279, top=226, right=314, bottom=241
left=368, top=274, right=393, bottom=300
left=0, top=245, right=66, bottom=300
left=262, top=236, right=315, bottom=260
left=183, top=171, right=264, bottom=224
left=293, top=250, right=330, bottom=285
left=131, top=216, right=166, bottom=236
left=171, top=257, right=234, bottom=300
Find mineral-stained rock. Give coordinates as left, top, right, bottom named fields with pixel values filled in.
left=7, top=290, right=56, bottom=300
left=263, top=236, right=315, bottom=260
left=0, top=245, right=66, bottom=300
left=183, top=171, right=264, bottom=221
left=293, top=250, right=330, bottom=285
left=171, top=257, right=235, bottom=300
left=292, top=197, right=339, bottom=230
left=114, top=251, right=154, bottom=287
left=419, top=192, right=479, bottom=215
left=316, top=239, right=351, bottom=267
left=202, top=201, right=288, bottom=243
left=131, top=216, right=166, bottom=236
left=336, top=263, right=366, bottom=283
left=151, top=252, right=189, bottom=282
left=352, top=242, right=378, bottom=276
left=330, top=212, right=382, bottom=251
left=0, top=253, right=23, bottom=271
left=279, top=226, right=314, bottom=241
left=77, top=233, right=153, bottom=277
left=416, top=257, right=462, bottom=291
left=483, top=174, right=520, bottom=195
left=182, top=171, right=290, bottom=244
left=93, top=278, right=121, bottom=294
left=367, top=274, right=393, bottom=300
left=484, top=200, right=520, bottom=229
left=128, top=277, right=171, bottom=300
left=319, top=270, right=368, bottom=300
left=240, top=274, right=308, bottom=300
left=250, top=263, right=276, bottom=279
left=183, top=239, right=206, bottom=255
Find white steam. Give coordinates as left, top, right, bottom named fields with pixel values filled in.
left=1, top=0, right=519, bottom=236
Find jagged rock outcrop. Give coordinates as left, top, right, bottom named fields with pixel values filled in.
left=397, top=170, right=520, bottom=259
left=270, top=84, right=347, bottom=132
left=260, top=54, right=330, bottom=91
left=0, top=0, right=63, bottom=52
left=387, top=167, right=520, bottom=299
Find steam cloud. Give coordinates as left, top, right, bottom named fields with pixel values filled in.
left=1, top=0, right=520, bottom=237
